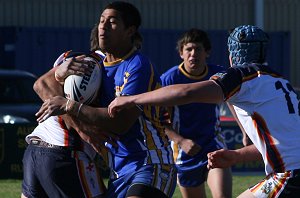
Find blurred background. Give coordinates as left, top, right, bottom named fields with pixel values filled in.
left=0, top=0, right=298, bottom=83
left=0, top=0, right=299, bottom=178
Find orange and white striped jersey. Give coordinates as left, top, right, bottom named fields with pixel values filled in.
left=212, top=63, right=300, bottom=175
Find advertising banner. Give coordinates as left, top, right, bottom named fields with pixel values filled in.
left=0, top=124, right=36, bottom=179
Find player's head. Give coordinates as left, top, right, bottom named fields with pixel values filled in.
left=176, top=28, right=211, bottom=54
left=228, top=25, right=269, bottom=66
left=101, top=1, right=143, bottom=50
left=90, top=23, right=99, bottom=51
left=104, top=1, right=141, bottom=29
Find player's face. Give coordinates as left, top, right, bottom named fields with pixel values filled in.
left=180, top=42, right=209, bottom=75
left=229, top=53, right=233, bottom=67
left=98, top=9, right=131, bottom=54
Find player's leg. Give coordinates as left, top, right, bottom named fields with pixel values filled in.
left=74, top=151, right=107, bottom=198
left=178, top=181, right=206, bottom=198
left=126, top=164, right=177, bottom=198
left=36, top=148, right=85, bottom=197
left=21, top=145, right=48, bottom=198
left=237, top=189, right=256, bottom=198
left=126, top=183, right=170, bottom=198
left=247, top=170, right=300, bottom=198
left=176, top=163, right=208, bottom=198
left=206, top=167, right=232, bottom=198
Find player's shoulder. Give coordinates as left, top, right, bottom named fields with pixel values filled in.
left=226, top=64, right=282, bottom=79
left=160, top=65, right=180, bottom=81
left=125, top=50, right=149, bottom=66
left=163, top=65, right=179, bottom=74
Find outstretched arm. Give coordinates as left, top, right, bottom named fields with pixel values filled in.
left=207, top=144, right=262, bottom=169
left=108, top=80, right=224, bottom=117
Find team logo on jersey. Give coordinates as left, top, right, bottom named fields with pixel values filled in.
left=261, top=181, right=273, bottom=194
left=210, top=72, right=226, bottom=80
left=115, top=72, right=131, bottom=97
left=159, top=170, right=170, bottom=181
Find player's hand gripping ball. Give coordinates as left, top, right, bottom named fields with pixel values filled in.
left=64, top=56, right=102, bottom=104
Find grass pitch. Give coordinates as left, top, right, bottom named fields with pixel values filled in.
left=0, top=174, right=264, bottom=198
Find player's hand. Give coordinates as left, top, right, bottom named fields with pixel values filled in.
left=207, top=149, right=237, bottom=169
left=178, top=138, right=201, bottom=156
left=108, top=96, right=136, bottom=117
left=55, top=55, right=93, bottom=82
left=36, top=96, right=67, bottom=123
left=77, top=129, right=118, bottom=154
left=61, top=113, right=119, bottom=154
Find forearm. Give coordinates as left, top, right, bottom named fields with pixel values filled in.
left=67, top=100, right=140, bottom=135
left=131, top=80, right=223, bottom=106
left=34, top=67, right=63, bottom=101
left=234, top=144, right=262, bottom=163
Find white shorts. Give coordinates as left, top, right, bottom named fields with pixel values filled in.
left=74, top=151, right=107, bottom=197
left=250, top=169, right=300, bottom=198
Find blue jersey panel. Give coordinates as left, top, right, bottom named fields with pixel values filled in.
left=161, top=63, right=226, bottom=166
left=100, top=50, right=174, bottom=177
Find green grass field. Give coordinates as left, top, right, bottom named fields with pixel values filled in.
left=0, top=174, right=263, bottom=198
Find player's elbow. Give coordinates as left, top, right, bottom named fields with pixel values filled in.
left=33, top=78, right=44, bottom=95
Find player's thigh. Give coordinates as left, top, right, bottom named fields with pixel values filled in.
left=206, top=167, right=232, bottom=198
left=75, top=151, right=107, bottom=197
left=237, top=189, right=256, bottom=198
left=22, top=145, right=48, bottom=198
left=176, top=164, right=208, bottom=198
left=178, top=182, right=206, bottom=198
left=177, top=163, right=208, bottom=188
left=126, top=183, right=169, bottom=198
left=37, top=149, right=85, bottom=197
left=127, top=164, right=177, bottom=198
left=249, top=170, right=300, bottom=198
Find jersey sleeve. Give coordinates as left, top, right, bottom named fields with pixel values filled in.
left=160, top=72, right=170, bottom=87
left=121, top=55, right=159, bottom=96
left=210, top=67, right=243, bottom=101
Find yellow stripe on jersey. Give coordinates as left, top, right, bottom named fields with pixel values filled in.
left=151, top=164, right=177, bottom=197
left=172, top=142, right=179, bottom=162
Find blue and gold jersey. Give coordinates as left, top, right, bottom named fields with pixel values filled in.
left=161, top=63, right=226, bottom=165
left=99, top=49, right=174, bottom=177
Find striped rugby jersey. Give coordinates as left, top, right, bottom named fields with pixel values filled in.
left=26, top=50, right=105, bottom=158
left=212, top=63, right=300, bottom=174
left=99, top=49, right=174, bottom=177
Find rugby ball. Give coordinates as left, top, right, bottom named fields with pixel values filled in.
left=64, top=56, right=102, bottom=104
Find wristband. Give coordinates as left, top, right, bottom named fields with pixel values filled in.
left=54, top=71, right=64, bottom=82
left=77, top=103, right=83, bottom=117
left=65, top=99, right=70, bottom=112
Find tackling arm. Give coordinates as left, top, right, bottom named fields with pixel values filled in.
left=108, top=80, right=224, bottom=117
left=34, top=59, right=141, bottom=135
left=33, top=67, right=64, bottom=100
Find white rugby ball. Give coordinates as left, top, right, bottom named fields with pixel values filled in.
left=64, top=56, right=102, bottom=104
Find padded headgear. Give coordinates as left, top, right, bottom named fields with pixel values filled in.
left=228, top=25, right=269, bottom=66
